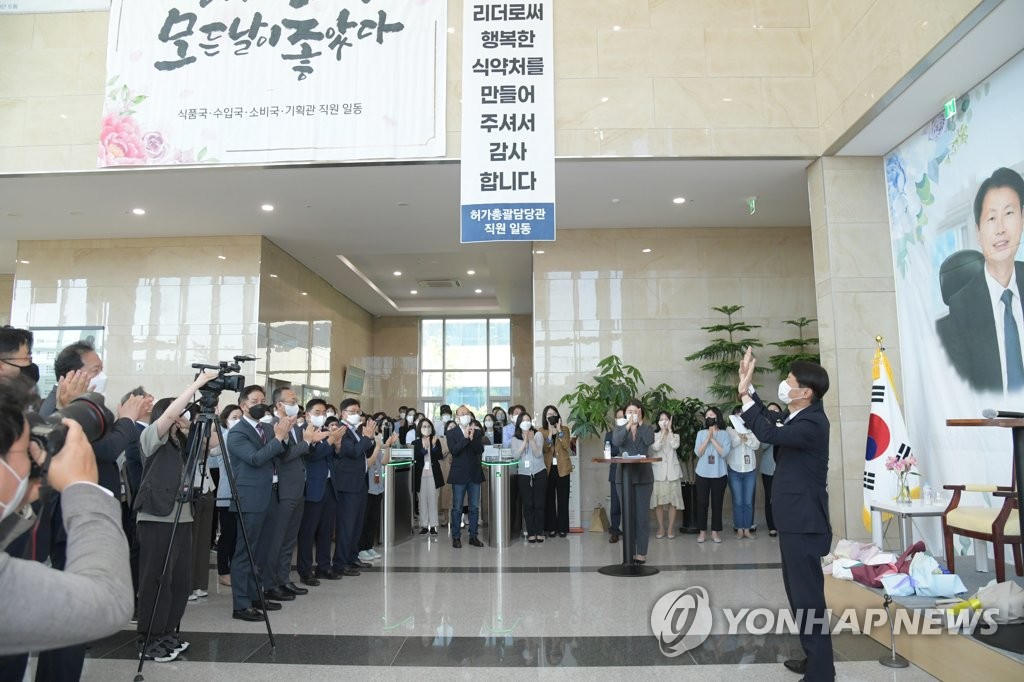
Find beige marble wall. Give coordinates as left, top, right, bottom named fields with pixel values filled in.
left=807, top=156, right=902, bottom=543
left=2, top=1, right=979, bottom=171
left=257, top=239, right=374, bottom=410
left=0, top=274, right=12, bottom=326
left=533, top=226, right=817, bottom=519
left=9, top=236, right=262, bottom=402
left=510, top=313, right=533, bottom=405
left=810, top=0, right=981, bottom=150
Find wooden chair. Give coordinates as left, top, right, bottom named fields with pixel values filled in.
left=942, top=483, right=1022, bottom=583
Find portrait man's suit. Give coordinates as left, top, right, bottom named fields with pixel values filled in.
left=296, top=439, right=336, bottom=579
left=742, top=392, right=834, bottom=682
left=330, top=426, right=374, bottom=571
left=938, top=256, right=1024, bottom=392
left=227, top=419, right=284, bottom=611
left=264, top=418, right=310, bottom=591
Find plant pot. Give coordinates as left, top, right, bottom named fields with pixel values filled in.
left=678, top=480, right=700, bottom=533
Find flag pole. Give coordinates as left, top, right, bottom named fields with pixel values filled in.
left=875, top=335, right=884, bottom=351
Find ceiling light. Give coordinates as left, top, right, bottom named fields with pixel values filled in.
left=673, top=197, right=686, bottom=204
left=600, top=96, right=609, bottom=103
left=447, top=27, right=455, bottom=33
left=217, top=255, right=226, bottom=260
left=722, top=97, right=733, bottom=102
left=261, top=204, right=274, bottom=212
left=642, top=248, right=652, bottom=253
left=534, top=250, right=545, bottom=254
left=18, top=259, right=30, bottom=264
left=131, top=208, right=146, bottom=215
left=393, top=270, right=402, bottom=276
left=474, top=288, right=482, bottom=294
left=612, top=25, right=621, bottom=31
left=467, top=269, right=476, bottom=275
left=611, top=198, right=621, bottom=204
left=301, top=292, right=308, bottom=296
left=269, top=273, right=278, bottom=278
left=410, top=289, right=418, bottom=295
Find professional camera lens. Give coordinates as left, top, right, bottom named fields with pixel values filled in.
left=26, top=392, right=114, bottom=466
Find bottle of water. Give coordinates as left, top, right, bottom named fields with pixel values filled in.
left=922, top=482, right=933, bottom=505
left=603, top=442, right=612, bottom=459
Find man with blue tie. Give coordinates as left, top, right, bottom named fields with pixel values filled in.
left=330, top=398, right=377, bottom=576
left=263, top=387, right=330, bottom=602
left=296, top=399, right=337, bottom=585
left=228, top=385, right=294, bottom=622
left=739, top=350, right=834, bottom=682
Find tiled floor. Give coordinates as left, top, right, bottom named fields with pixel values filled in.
left=67, top=529, right=944, bottom=680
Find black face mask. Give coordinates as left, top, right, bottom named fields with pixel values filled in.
left=21, top=362, right=40, bottom=384
left=249, top=404, right=268, bottom=421
left=705, top=417, right=717, bottom=428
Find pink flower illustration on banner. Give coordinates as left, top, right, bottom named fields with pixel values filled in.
left=98, top=113, right=145, bottom=165
left=142, top=131, right=167, bottom=160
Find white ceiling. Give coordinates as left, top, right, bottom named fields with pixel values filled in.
left=2, top=1, right=1018, bottom=316
left=0, top=158, right=813, bottom=315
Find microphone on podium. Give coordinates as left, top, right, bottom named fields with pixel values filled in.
left=982, top=408, right=1024, bottom=419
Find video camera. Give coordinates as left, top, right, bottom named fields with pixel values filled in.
left=26, top=393, right=113, bottom=478
left=192, top=355, right=256, bottom=394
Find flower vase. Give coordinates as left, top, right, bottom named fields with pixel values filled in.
left=895, top=474, right=912, bottom=505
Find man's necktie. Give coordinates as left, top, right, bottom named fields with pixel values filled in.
left=1002, top=289, right=1024, bottom=391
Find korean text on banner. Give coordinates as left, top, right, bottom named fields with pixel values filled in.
left=460, top=1, right=555, bottom=243
left=99, top=1, right=446, bottom=167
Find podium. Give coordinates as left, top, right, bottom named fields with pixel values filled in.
left=593, top=456, right=661, bottom=577
left=946, top=417, right=1024, bottom=544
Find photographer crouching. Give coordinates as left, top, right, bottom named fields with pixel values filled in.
left=0, top=377, right=133, bottom=656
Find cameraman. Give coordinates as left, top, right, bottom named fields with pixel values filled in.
left=0, top=380, right=133, bottom=655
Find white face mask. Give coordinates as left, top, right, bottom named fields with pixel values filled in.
left=406, top=414, right=415, bottom=423
left=421, top=426, right=432, bottom=435
left=227, top=417, right=241, bottom=429
left=0, top=456, right=30, bottom=522
left=458, top=414, right=471, bottom=427
left=659, top=419, right=670, bottom=429
left=615, top=417, right=627, bottom=427
left=484, top=419, right=494, bottom=428
left=310, top=414, right=326, bottom=428
left=345, top=413, right=362, bottom=427
left=519, top=419, right=532, bottom=431
left=441, top=414, right=452, bottom=424
left=259, top=414, right=273, bottom=424
left=778, top=380, right=795, bottom=405
left=90, top=371, right=108, bottom=395
left=283, top=403, right=300, bottom=418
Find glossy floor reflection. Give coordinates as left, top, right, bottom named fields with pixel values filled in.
left=67, top=529, right=939, bottom=679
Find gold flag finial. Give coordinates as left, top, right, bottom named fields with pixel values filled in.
left=875, top=335, right=884, bottom=350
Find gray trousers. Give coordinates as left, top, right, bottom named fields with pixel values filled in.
left=266, top=495, right=304, bottom=588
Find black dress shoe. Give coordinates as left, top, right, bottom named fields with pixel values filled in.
left=609, top=533, right=620, bottom=543
left=547, top=531, right=557, bottom=538
left=316, top=569, right=342, bottom=580
left=342, top=566, right=361, bottom=576
left=468, top=536, right=484, bottom=547
left=452, top=538, right=462, bottom=548
left=420, top=527, right=429, bottom=534
left=283, top=582, right=308, bottom=595
left=558, top=532, right=567, bottom=537
left=354, top=560, right=372, bottom=568
left=300, top=575, right=321, bottom=587
left=429, top=527, right=438, bottom=535
left=265, top=587, right=295, bottom=601
left=233, top=608, right=263, bottom=622
left=783, top=658, right=807, bottom=675
left=252, top=600, right=282, bottom=611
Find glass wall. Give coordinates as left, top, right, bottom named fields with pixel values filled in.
left=420, top=318, right=510, bottom=419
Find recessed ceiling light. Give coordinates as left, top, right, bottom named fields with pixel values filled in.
left=611, top=198, right=621, bottom=204
left=722, top=97, right=733, bottom=102
left=131, top=208, right=146, bottom=215
left=410, top=289, right=418, bottom=295
left=447, top=27, right=455, bottom=33
left=300, top=292, right=308, bottom=296
left=261, top=204, right=274, bottom=212
left=474, top=288, right=482, bottom=294
left=467, top=269, right=476, bottom=275
left=534, top=250, right=545, bottom=254
left=642, top=248, right=652, bottom=253
left=18, top=259, right=30, bottom=264
left=269, top=273, right=278, bottom=278
left=393, top=270, right=402, bottom=276
left=673, top=197, right=686, bottom=204
left=612, top=25, right=621, bottom=31
left=217, top=255, right=226, bottom=260
left=600, top=96, right=609, bottom=103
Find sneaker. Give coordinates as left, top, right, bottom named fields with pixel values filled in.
left=187, top=591, right=198, bottom=601
left=429, top=527, right=438, bottom=535
left=367, top=549, right=381, bottom=559
left=357, top=550, right=374, bottom=562
left=162, top=634, right=189, bottom=654
left=137, top=639, right=178, bottom=662
left=194, top=588, right=208, bottom=598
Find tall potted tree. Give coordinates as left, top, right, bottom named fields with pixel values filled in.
left=685, top=304, right=768, bottom=409
left=768, top=317, right=820, bottom=376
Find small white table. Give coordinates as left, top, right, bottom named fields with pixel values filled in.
left=870, top=499, right=988, bottom=572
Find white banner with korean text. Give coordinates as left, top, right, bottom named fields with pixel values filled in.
left=0, top=0, right=108, bottom=13
left=99, top=0, right=445, bottom=167
left=460, top=1, right=555, bottom=243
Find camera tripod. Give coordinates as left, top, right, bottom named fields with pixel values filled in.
left=134, top=384, right=275, bottom=681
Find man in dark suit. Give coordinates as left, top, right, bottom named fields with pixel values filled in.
left=296, top=399, right=336, bottom=585
left=330, top=398, right=377, bottom=575
left=227, top=385, right=293, bottom=622
left=739, top=350, right=834, bottom=682
left=937, top=166, right=1024, bottom=393
left=263, top=387, right=329, bottom=601
left=446, top=405, right=485, bottom=548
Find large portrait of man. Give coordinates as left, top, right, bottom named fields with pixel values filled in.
left=936, top=166, right=1024, bottom=393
